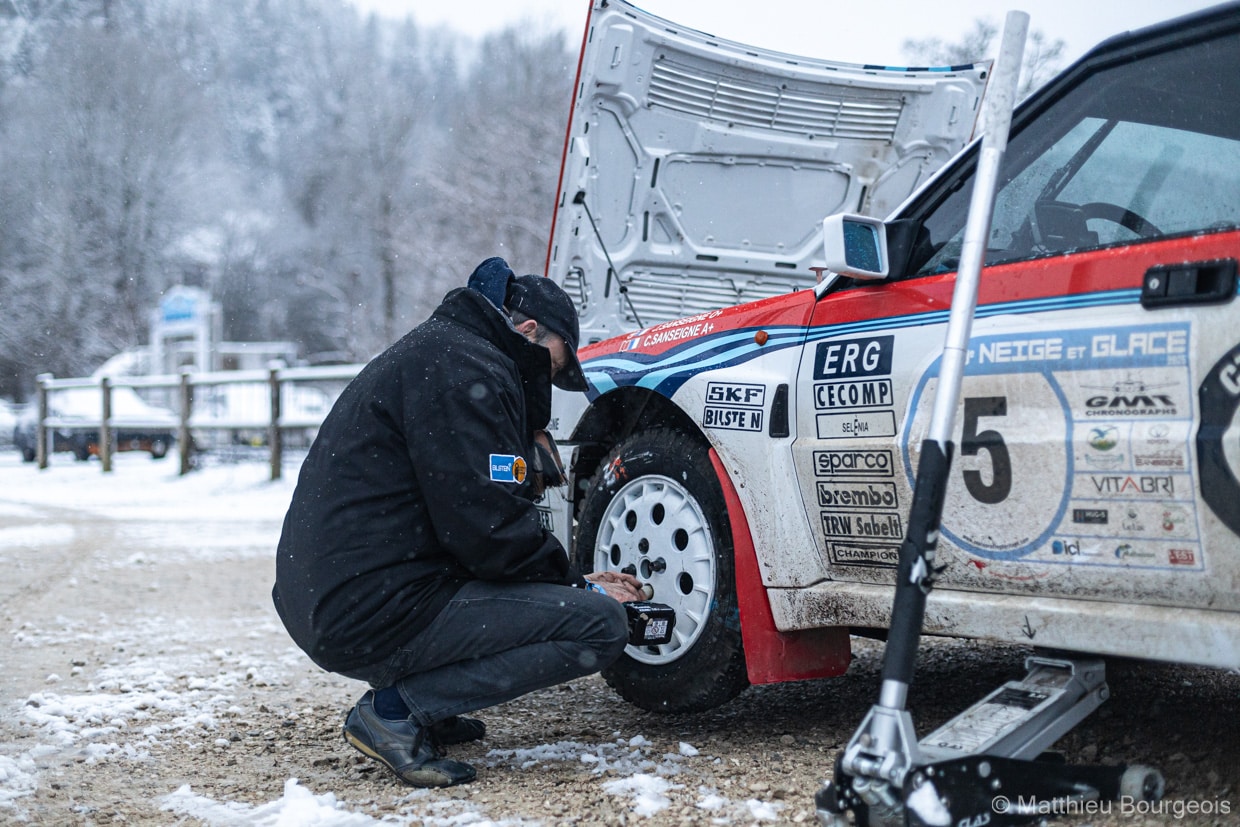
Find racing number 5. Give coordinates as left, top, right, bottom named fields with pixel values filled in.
left=961, top=396, right=1011, bottom=504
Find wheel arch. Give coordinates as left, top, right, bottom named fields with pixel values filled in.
left=570, top=385, right=853, bottom=687
left=568, top=386, right=708, bottom=512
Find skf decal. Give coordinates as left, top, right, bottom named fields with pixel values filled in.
left=702, top=382, right=765, bottom=432
left=490, top=454, right=527, bottom=484
left=706, top=382, right=765, bottom=407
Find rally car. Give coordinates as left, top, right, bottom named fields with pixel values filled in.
left=543, top=1, right=1240, bottom=713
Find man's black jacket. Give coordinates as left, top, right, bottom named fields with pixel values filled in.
left=273, top=287, right=586, bottom=673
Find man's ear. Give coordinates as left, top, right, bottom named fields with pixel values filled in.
left=513, top=318, right=539, bottom=339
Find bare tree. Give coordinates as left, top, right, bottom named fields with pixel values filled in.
left=903, top=18, right=1065, bottom=99
left=0, top=22, right=214, bottom=383
left=426, top=23, right=575, bottom=292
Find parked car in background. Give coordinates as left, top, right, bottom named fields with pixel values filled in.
left=14, top=386, right=177, bottom=462
left=0, top=400, right=18, bottom=450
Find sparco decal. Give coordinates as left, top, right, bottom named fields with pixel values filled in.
left=813, top=449, right=895, bottom=477
left=1198, top=341, right=1240, bottom=536
left=813, top=335, right=894, bottom=379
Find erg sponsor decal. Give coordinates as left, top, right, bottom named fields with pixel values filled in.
left=813, top=335, right=893, bottom=380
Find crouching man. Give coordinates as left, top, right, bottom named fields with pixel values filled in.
left=272, top=257, right=642, bottom=787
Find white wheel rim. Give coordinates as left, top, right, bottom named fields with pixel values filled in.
left=593, top=474, right=717, bottom=665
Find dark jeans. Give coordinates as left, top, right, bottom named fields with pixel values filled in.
left=343, top=580, right=629, bottom=726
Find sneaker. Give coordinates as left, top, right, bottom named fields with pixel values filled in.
left=343, top=692, right=476, bottom=787
left=429, top=715, right=487, bottom=746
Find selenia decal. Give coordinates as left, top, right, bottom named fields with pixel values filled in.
left=903, top=323, right=1203, bottom=570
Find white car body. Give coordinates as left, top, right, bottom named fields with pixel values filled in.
left=540, top=1, right=1240, bottom=713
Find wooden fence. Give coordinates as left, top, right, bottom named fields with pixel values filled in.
left=33, top=363, right=363, bottom=480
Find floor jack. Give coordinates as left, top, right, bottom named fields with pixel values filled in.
left=814, top=13, right=1164, bottom=826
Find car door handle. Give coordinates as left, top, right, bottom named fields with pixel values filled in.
left=1140, top=259, right=1237, bottom=308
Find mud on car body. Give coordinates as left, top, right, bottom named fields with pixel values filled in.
left=544, top=1, right=1240, bottom=712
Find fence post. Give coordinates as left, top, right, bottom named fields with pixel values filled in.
left=99, top=376, right=113, bottom=473
left=268, top=362, right=282, bottom=481
left=35, top=373, right=51, bottom=469
left=178, top=370, right=193, bottom=476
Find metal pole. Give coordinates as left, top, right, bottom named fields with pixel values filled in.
left=927, top=13, right=1028, bottom=449
left=35, top=374, right=51, bottom=469
left=879, top=10, right=1029, bottom=703
left=178, top=369, right=193, bottom=476
left=100, top=376, right=113, bottom=473
left=827, top=13, right=1029, bottom=811
left=268, top=363, right=282, bottom=481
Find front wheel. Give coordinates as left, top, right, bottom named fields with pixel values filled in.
left=576, top=428, right=748, bottom=713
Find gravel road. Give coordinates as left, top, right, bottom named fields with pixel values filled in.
left=1, top=461, right=1237, bottom=826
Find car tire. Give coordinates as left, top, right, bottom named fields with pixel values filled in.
left=576, top=427, right=748, bottom=713
left=150, top=439, right=168, bottom=460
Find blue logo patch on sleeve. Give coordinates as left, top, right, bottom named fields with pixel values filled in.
left=489, top=454, right=527, bottom=484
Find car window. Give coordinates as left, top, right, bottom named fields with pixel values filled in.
left=911, top=27, right=1240, bottom=276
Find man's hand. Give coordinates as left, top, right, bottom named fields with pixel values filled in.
left=585, top=571, right=645, bottom=602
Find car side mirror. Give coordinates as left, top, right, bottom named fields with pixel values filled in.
left=821, top=214, right=889, bottom=280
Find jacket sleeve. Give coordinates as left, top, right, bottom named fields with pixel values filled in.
left=405, top=371, right=586, bottom=586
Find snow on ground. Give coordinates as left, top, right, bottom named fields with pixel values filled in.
left=0, top=453, right=782, bottom=825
